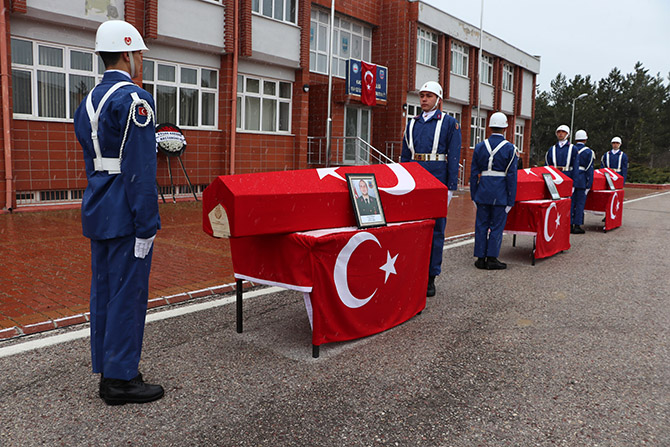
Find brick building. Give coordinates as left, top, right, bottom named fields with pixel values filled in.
left=0, top=0, right=539, bottom=211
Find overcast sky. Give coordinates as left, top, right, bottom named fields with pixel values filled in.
left=424, top=0, right=670, bottom=93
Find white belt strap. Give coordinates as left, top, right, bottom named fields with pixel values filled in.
left=552, top=143, right=573, bottom=170
left=606, top=151, right=623, bottom=171
left=481, top=139, right=509, bottom=176
left=578, top=147, right=594, bottom=172
left=85, top=81, right=154, bottom=174
left=405, top=113, right=445, bottom=158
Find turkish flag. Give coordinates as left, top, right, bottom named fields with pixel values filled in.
left=585, top=189, right=624, bottom=230
left=230, top=220, right=434, bottom=346
left=360, top=61, right=377, bottom=106
left=505, top=198, right=571, bottom=259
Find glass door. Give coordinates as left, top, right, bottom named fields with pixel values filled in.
left=344, top=106, right=371, bottom=165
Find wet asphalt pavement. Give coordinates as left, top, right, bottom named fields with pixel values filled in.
left=1, top=192, right=669, bottom=446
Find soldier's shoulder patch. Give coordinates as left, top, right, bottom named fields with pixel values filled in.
left=455, top=122, right=459, bottom=130
left=137, top=106, right=147, bottom=117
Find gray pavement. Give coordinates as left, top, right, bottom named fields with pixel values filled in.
left=1, top=192, right=669, bottom=446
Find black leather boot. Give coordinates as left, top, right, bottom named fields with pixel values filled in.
left=426, top=275, right=436, bottom=297
left=101, top=373, right=164, bottom=406
left=486, top=257, right=507, bottom=270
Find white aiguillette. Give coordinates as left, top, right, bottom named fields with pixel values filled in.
left=208, top=204, right=230, bottom=238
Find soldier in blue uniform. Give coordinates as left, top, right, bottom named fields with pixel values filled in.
left=401, top=81, right=461, bottom=297
left=570, top=130, right=595, bottom=234
left=545, top=124, right=578, bottom=181
left=74, top=20, right=163, bottom=405
left=469, top=112, right=518, bottom=270
left=601, top=136, right=629, bottom=184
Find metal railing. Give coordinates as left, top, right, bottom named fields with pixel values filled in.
left=307, top=136, right=394, bottom=166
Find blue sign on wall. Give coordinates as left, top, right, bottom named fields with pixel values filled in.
left=346, top=59, right=388, bottom=102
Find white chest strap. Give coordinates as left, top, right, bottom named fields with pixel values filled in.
left=85, top=81, right=155, bottom=174
left=405, top=114, right=445, bottom=156
left=482, top=139, right=510, bottom=177
left=552, top=143, right=574, bottom=170
left=606, top=151, right=623, bottom=171
left=578, top=147, right=594, bottom=171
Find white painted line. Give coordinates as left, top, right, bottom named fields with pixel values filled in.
left=444, top=238, right=474, bottom=250
left=0, top=286, right=284, bottom=359
left=624, top=190, right=670, bottom=204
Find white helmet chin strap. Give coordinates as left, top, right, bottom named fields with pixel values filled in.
left=128, top=52, right=136, bottom=78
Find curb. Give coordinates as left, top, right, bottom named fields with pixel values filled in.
left=0, top=281, right=250, bottom=342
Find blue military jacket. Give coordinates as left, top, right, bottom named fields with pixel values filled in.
left=600, top=150, right=629, bottom=183
left=469, top=134, right=518, bottom=206
left=400, top=110, right=462, bottom=190
left=573, top=143, right=595, bottom=189
left=74, top=71, right=160, bottom=241
left=545, top=141, right=578, bottom=179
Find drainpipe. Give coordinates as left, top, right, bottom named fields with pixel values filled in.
left=0, top=6, right=13, bottom=211
left=229, top=0, right=239, bottom=175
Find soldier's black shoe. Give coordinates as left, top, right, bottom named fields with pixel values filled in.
left=101, top=373, right=164, bottom=406
left=486, top=257, right=507, bottom=270
left=571, top=225, right=585, bottom=234
left=474, top=257, right=487, bottom=269
left=99, top=375, right=104, bottom=399
left=426, top=275, right=436, bottom=297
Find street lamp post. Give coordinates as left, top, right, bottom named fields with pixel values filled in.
left=570, top=93, right=588, bottom=141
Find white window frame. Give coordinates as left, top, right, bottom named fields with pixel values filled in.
left=481, top=54, right=494, bottom=86
left=236, top=74, right=292, bottom=134
left=252, top=0, right=297, bottom=24
left=470, top=114, right=486, bottom=148
left=417, top=27, right=438, bottom=67
left=450, top=41, right=469, bottom=77
left=445, top=110, right=462, bottom=125
left=11, top=38, right=104, bottom=121
left=310, top=8, right=372, bottom=78
left=515, top=124, right=524, bottom=153
left=502, top=63, right=514, bottom=92
left=142, top=59, right=219, bottom=129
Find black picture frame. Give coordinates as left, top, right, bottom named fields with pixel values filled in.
left=346, top=173, right=386, bottom=228
left=542, top=173, right=561, bottom=200
left=604, top=172, right=616, bottom=190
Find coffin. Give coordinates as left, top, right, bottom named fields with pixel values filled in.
left=515, top=166, right=573, bottom=202
left=591, top=168, right=624, bottom=191
left=203, top=163, right=448, bottom=238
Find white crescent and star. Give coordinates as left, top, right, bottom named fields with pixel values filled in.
left=610, top=191, right=621, bottom=220
left=543, top=202, right=559, bottom=242
left=543, top=166, right=564, bottom=184
left=364, top=70, right=374, bottom=90
left=333, top=232, right=399, bottom=309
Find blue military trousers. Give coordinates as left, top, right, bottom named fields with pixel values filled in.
left=90, top=234, right=153, bottom=381
left=429, top=217, right=447, bottom=276
left=474, top=204, right=508, bottom=258
left=571, top=188, right=587, bottom=225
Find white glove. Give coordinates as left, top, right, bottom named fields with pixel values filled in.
left=134, top=235, right=156, bottom=259
left=571, top=187, right=575, bottom=194
left=585, top=188, right=590, bottom=195
left=448, top=190, right=454, bottom=206
left=473, top=202, right=478, bottom=210
left=505, top=206, right=512, bottom=213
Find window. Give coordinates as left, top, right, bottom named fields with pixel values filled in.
left=503, top=63, right=514, bottom=92
left=252, top=0, right=297, bottom=24
left=404, top=103, right=420, bottom=128
left=310, top=9, right=372, bottom=78
left=450, top=41, right=468, bottom=77
left=11, top=38, right=104, bottom=119
left=515, top=124, right=524, bottom=152
left=445, top=110, right=462, bottom=125
left=480, top=54, right=493, bottom=85
left=417, top=28, right=438, bottom=67
left=142, top=60, right=218, bottom=127
left=470, top=114, right=485, bottom=148
left=236, top=74, right=292, bottom=133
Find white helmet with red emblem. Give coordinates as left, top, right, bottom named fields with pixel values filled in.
left=95, top=20, right=148, bottom=53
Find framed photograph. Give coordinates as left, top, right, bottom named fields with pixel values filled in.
left=604, top=172, right=616, bottom=190
left=346, top=173, right=386, bottom=228
left=542, top=173, right=561, bottom=200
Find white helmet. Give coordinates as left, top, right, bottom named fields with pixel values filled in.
left=556, top=124, right=570, bottom=134
left=611, top=136, right=622, bottom=144
left=419, top=81, right=443, bottom=99
left=575, top=129, right=588, bottom=140
left=95, top=20, right=148, bottom=53
left=489, top=112, right=508, bottom=128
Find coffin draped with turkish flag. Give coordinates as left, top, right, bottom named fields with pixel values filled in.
left=585, top=168, right=624, bottom=231
left=505, top=166, right=573, bottom=259
left=203, top=163, right=448, bottom=346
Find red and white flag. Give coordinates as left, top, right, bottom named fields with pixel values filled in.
left=506, top=198, right=571, bottom=259
left=360, top=61, right=377, bottom=106
left=231, top=220, right=433, bottom=345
